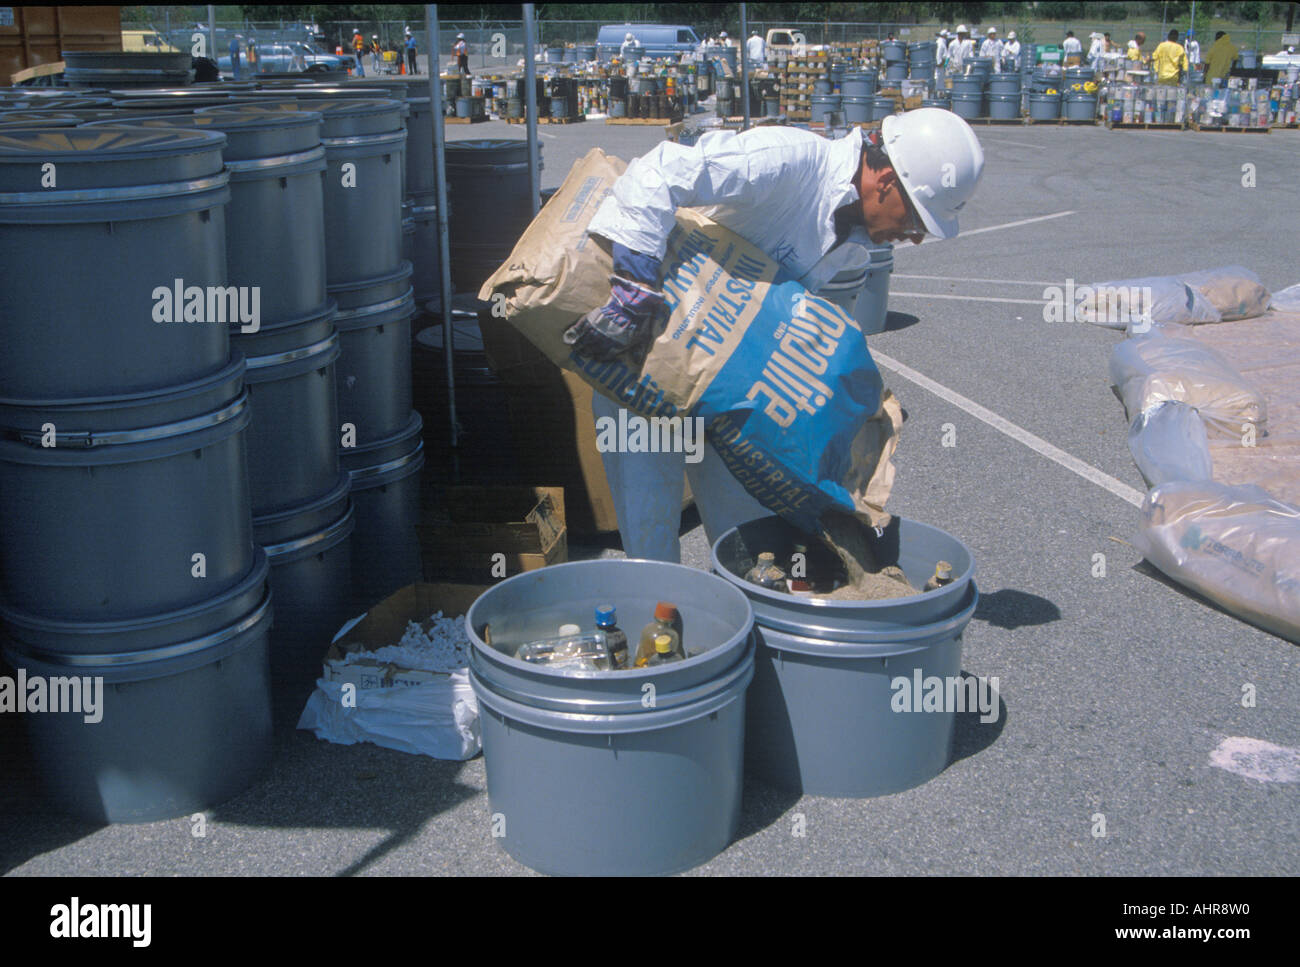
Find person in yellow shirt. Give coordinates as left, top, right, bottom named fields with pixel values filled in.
left=1151, top=29, right=1187, bottom=84
left=1204, top=31, right=1238, bottom=84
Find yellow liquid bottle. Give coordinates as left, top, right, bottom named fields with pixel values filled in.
left=634, top=602, right=680, bottom=668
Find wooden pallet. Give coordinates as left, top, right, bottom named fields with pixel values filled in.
left=605, top=115, right=683, bottom=126
left=965, top=116, right=1028, bottom=125
left=1270, top=121, right=1299, bottom=129
left=1061, top=117, right=1100, bottom=125
left=445, top=114, right=488, bottom=124
left=542, top=115, right=584, bottom=124
left=1105, top=120, right=1185, bottom=129
left=1191, top=122, right=1270, bottom=133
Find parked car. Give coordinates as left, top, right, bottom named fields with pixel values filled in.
left=595, top=23, right=701, bottom=62
left=217, top=42, right=350, bottom=75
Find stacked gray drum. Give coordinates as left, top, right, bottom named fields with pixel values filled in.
left=87, top=109, right=355, bottom=714
left=0, top=127, right=272, bottom=822
left=907, top=40, right=935, bottom=80
left=841, top=70, right=876, bottom=123
left=986, top=71, right=1022, bottom=119
left=445, top=139, right=539, bottom=298
left=202, top=97, right=421, bottom=609
left=62, top=50, right=193, bottom=89
left=882, top=39, right=909, bottom=84
left=950, top=74, right=986, bottom=119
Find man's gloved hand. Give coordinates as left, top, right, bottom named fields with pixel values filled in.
left=563, top=274, right=665, bottom=361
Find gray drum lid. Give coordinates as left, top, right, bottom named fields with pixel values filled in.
left=0, top=112, right=84, bottom=128
left=63, top=50, right=192, bottom=71
left=340, top=410, right=423, bottom=476
left=0, top=351, right=246, bottom=436
left=1, top=109, right=136, bottom=125
left=327, top=260, right=414, bottom=312
left=445, top=138, right=530, bottom=167
left=232, top=299, right=336, bottom=358
left=83, top=110, right=323, bottom=162
left=253, top=469, right=352, bottom=547
left=198, top=96, right=403, bottom=138
left=0, top=127, right=226, bottom=190
left=0, top=95, right=114, bottom=110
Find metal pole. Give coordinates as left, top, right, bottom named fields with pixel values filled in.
left=740, top=2, right=751, bottom=130
left=424, top=4, right=458, bottom=448
left=523, top=4, right=541, bottom=215
left=207, top=5, right=215, bottom=60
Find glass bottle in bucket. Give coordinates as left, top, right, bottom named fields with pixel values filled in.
left=645, top=633, right=684, bottom=666
left=634, top=602, right=681, bottom=667
left=594, top=605, right=628, bottom=669
left=745, top=552, right=787, bottom=590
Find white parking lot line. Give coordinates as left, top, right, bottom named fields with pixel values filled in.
left=889, top=291, right=1046, bottom=305
left=893, top=274, right=1061, bottom=286
left=871, top=350, right=1147, bottom=507
left=914, top=210, right=1078, bottom=244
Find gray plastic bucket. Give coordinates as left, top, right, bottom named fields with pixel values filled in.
left=921, top=98, right=950, bottom=110
left=84, top=110, right=329, bottom=326
left=988, top=74, right=1021, bottom=94
left=545, top=47, right=564, bottom=63
left=855, top=242, right=894, bottom=334
left=884, top=62, right=909, bottom=83
left=987, top=91, right=1021, bottom=119
left=841, top=71, right=875, bottom=97
left=1, top=550, right=273, bottom=823
left=1238, top=50, right=1257, bottom=69
left=842, top=95, right=872, bottom=123
left=0, top=127, right=230, bottom=400
left=254, top=471, right=354, bottom=714
left=872, top=95, right=897, bottom=120
left=950, top=75, right=985, bottom=95
left=1028, top=92, right=1061, bottom=120
left=328, top=262, right=415, bottom=446
left=811, top=93, right=841, bottom=124
left=239, top=305, right=342, bottom=517
left=0, top=359, right=256, bottom=622
left=713, top=515, right=979, bottom=797
left=763, top=96, right=780, bottom=118
left=609, top=98, right=627, bottom=117
left=466, top=558, right=755, bottom=876
left=445, top=139, right=540, bottom=296
left=813, top=77, right=832, bottom=95
left=882, top=40, right=907, bottom=62
left=406, top=189, right=444, bottom=305
left=342, top=410, right=425, bottom=609
left=951, top=90, right=984, bottom=118
left=816, top=268, right=867, bottom=317
left=1063, top=91, right=1097, bottom=121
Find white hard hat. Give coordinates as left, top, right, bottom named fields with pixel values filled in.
left=626, top=32, right=634, bottom=41
left=957, top=24, right=969, bottom=34
left=720, top=31, right=727, bottom=38
left=457, top=32, right=465, bottom=39
left=881, top=109, right=984, bottom=240
left=987, top=27, right=997, bottom=34
left=1008, top=31, right=1017, bottom=40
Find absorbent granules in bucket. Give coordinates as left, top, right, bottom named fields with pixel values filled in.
left=814, top=511, right=919, bottom=601
left=340, top=612, right=472, bottom=673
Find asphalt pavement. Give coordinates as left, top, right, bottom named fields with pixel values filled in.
left=3, top=114, right=1297, bottom=876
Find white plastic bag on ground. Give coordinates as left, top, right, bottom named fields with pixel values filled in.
left=297, top=676, right=481, bottom=760
left=1110, top=328, right=1267, bottom=438
left=1079, top=275, right=1221, bottom=330
left=1136, top=480, right=1300, bottom=643
left=1176, top=265, right=1271, bottom=321
left=1128, top=400, right=1214, bottom=488
left=1268, top=283, right=1300, bottom=313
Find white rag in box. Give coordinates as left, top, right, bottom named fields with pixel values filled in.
left=296, top=610, right=482, bottom=760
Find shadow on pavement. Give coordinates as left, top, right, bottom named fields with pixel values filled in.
left=950, top=672, right=1007, bottom=766
left=974, top=587, right=1061, bottom=629
left=884, top=310, right=921, bottom=332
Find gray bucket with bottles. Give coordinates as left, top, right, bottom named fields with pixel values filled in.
left=811, top=93, right=841, bottom=124
left=342, top=410, right=425, bottom=610
left=987, top=91, right=1021, bottom=119
left=951, top=90, right=984, bottom=119
left=871, top=95, right=897, bottom=120
left=0, top=127, right=230, bottom=400
left=842, top=95, right=871, bottom=123
left=712, top=515, right=979, bottom=798
left=841, top=71, right=876, bottom=97
left=466, top=559, right=755, bottom=876
left=0, top=549, right=274, bottom=823
left=1063, top=91, right=1098, bottom=121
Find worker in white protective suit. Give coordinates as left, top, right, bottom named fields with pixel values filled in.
left=979, top=28, right=1003, bottom=71
left=747, top=31, right=765, bottom=67
left=1002, top=31, right=1021, bottom=72
left=948, top=24, right=974, bottom=73
left=565, top=112, right=986, bottom=561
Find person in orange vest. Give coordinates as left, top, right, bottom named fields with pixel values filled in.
left=352, top=28, right=366, bottom=77
left=453, top=32, right=469, bottom=75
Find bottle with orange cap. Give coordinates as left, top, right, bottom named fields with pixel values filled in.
left=634, top=601, right=682, bottom=667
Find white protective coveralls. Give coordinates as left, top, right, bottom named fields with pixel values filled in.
left=585, top=127, right=878, bottom=562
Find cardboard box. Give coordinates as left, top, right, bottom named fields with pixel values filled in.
left=420, top=485, right=567, bottom=581
left=322, top=582, right=490, bottom=689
